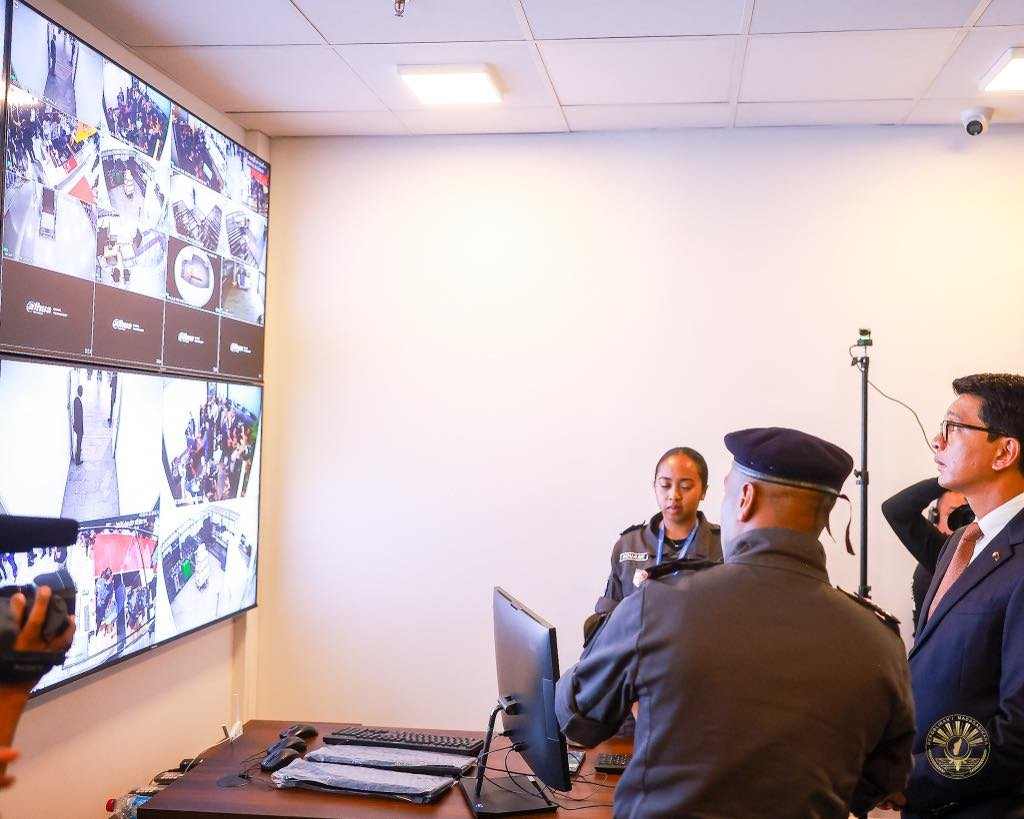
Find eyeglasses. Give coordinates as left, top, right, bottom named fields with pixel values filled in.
left=937, top=419, right=1007, bottom=442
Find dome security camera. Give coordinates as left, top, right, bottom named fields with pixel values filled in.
left=961, top=107, right=993, bottom=136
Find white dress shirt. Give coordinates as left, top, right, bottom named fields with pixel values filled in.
left=971, top=490, right=1024, bottom=562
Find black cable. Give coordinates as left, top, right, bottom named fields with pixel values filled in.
left=501, top=747, right=548, bottom=800
left=497, top=747, right=610, bottom=809
left=479, top=770, right=549, bottom=802
left=476, top=743, right=515, bottom=761
left=848, top=347, right=933, bottom=454
left=867, top=379, right=934, bottom=452
left=571, top=774, right=617, bottom=789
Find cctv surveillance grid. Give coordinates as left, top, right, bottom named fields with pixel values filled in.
left=0, top=0, right=270, bottom=383
left=0, top=354, right=263, bottom=695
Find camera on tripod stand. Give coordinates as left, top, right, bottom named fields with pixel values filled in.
left=0, top=515, right=79, bottom=683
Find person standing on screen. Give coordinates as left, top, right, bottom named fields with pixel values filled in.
left=107, top=371, right=118, bottom=426
left=557, top=427, right=915, bottom=818
left=886, top=374, right=1024, bottom=818
left=72, top=385, right=84, bottom=466
left=588, top=446, right=721, bottom=643
left=881, top=478, right=971, bottom=632
left=113, top=579, right=126, bottom=656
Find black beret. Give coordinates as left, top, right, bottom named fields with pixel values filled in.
left=724, top=427, right=854, bottom=496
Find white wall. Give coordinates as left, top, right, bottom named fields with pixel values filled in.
left=257, top=125, right=1024, bottom=733
left=4, top=1, right=260, bottom=816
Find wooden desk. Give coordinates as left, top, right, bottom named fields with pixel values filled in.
left=139, top=720, right=628, bottom=818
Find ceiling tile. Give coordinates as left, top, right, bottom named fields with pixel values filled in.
left=539, top=37, right=737, bottom=106
left=133, top=45, right=386, bottom=111
left=395, top=106, right=567, bottom=135
left=979, top=0, right=1024, bottom=27
left=737, top=99, right=914, bottom=126
left=741, top=29, right=959, bottom=101
left=927, top=25, right=1024, bottom=97
left=336, top=41, right=556, bottom=109
left=908, top=96, right=1024, bottom=123
left=56, top=0, right=320, bottom=45
left=521, top=0, right=747, bottom=39
left=752, top=0, right=980, bottom=34
left=293, top=0, right=525, bottom=44
left=564, top=103, right=730, bottom=131
left=232, top=110, right=409, bottom=136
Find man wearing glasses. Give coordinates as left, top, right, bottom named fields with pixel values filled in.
left=893, top=374, right=1024, bottom=818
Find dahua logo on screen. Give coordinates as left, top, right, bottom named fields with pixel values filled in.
left=26, top=300, right=66, bottom=318
left=112, top=319, right=144, bottom=334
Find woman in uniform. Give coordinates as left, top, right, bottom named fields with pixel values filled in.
left=591, top=446, right=721, bottom=627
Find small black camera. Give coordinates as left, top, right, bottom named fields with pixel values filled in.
left=0, top=515, right=79, bottom=683
left=947, top=503, right=976, bottom=532
left=0, top=569, right=77, bottom=650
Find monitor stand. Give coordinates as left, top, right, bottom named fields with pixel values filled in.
left=458, top=773, right=557, bottom=816
left=461, top=697, right=558, bottom=816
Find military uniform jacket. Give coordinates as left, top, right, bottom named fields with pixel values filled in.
left=594, top=511, right=722, bottom=615
left=904, top=508, right=1024, bottom=818
left=558, top=527, right=915, bottom=819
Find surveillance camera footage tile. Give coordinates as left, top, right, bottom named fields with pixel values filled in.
left=0, top=356, right=261, bottom=694
left=0, top=0, right=269, bottom=378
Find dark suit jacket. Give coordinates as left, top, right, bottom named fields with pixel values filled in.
left=905, top=506, right=1024, bottom=817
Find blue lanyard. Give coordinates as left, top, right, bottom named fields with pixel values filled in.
left=655, top=521, right=699, bottom=566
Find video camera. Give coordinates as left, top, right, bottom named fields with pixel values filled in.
left=0, top=515, right=79, bottom=683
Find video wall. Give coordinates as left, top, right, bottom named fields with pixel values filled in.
left=0, top=1, right=268, bottom=695
left=0, top=0, right=269, bottom=382
left=0, top=355, right=262, bottom=694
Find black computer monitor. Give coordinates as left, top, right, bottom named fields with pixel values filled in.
left=460, top=587, right=570, bottom=816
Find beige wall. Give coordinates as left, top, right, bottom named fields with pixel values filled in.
left=4, top=2, right=264, bottom=816
left=257, top=125, right=1024, bottom=734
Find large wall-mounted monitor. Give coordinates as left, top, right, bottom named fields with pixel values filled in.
left=0, top=355, right=262, bottom=695
left=0, top=0, right=269, bottom=382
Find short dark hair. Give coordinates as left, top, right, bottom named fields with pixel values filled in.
left=654, top=447, right=709, bottom=490
left=953, top=373, right=1024, bottom=475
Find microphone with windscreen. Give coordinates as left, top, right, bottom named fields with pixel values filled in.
left=0, top=515, right=80, bottom=684
left=0, top=514, right=79, bottom=552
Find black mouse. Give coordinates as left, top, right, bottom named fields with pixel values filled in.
left=260, top=748, right=300, bottom=773
left=280, top=723, right=317, bottom=740
left=267, top=736, right=306, bottom=755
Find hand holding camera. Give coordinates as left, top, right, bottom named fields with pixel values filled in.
left=8, top=585, right=76, bottom=655
left=0, top=515, right=80, bottom=690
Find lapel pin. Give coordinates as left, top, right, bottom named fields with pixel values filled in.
left=993, top=551, right=1001, bottom=561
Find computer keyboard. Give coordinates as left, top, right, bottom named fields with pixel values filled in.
left=323, top=727, right=484, bottom=756
left=594, top=752, right=632, bottom=773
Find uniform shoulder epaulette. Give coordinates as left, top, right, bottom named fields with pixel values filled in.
left=835, top=587, right=901, bottom=635
left=619, top=522, right=645, bottom=537
left=646, top=557, right=720, bottom=582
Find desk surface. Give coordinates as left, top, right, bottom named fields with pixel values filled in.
left=139, top=720, right=629, bottom=819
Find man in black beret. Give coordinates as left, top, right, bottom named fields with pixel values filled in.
left=555, top=426, right=915, bottom=818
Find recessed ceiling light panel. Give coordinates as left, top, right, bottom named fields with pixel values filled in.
left=398, top=64, right=502, bottom=106
left=981, top=47, right=1024, bottom=93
